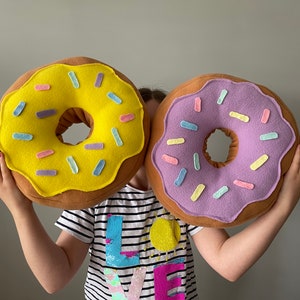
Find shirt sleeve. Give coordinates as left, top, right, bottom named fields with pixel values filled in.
left=187, top=224, right=203, bottom=236
left=55, top=208, right=95, bottom=244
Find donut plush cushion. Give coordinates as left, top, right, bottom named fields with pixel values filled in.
left=0, top=57, right=150, bottom=209
left=146, top=74, right=299, bottom=228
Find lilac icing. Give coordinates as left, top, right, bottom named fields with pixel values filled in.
left=152, top=79, right=296, bottom=223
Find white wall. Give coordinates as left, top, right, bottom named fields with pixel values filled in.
left=0, top=1, right=299, bottom=299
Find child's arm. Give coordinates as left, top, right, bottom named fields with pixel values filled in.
left=193, top=145, right=300, bottom=282
left=0, top=153, right=89, bottom=293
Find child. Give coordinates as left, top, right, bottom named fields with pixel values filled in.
left=0, top=88, right=299, bottom=299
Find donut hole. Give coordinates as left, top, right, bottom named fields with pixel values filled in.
left=61, top=123, right=91, bottom=145
left=203, top=128, right=238, bottom=168
left=56, top=108, right=93, bottom=145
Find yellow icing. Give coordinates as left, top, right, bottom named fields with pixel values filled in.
left=0, top=63, right=145, bottom=196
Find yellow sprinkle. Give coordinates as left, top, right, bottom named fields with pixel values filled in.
left=191, top=184, right=206, bottom=202
left=250, top=154, right=269, bottom=170
left=229, top=111, right=250, bottom=123
left=167, top=138, right=185, bottom=145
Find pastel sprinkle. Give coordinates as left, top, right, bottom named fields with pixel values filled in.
left=167, top=138, right=185, bottom=145
left=174, top=168, right=187, bottom=186
left=84, top=143, right=104, bottom=150
left=191, top=184, right=206, bottom=202
left=93, top=159, right=106, bottom=176
left=107, top=92, right=122, bottom=104
left=36, top=149, right=55, bottom=159
left=12, top=133, right=33, bottom=141
left=180, top=120, right=198, bottom=131
left=233, top=179, right=254, bottom=190
left=194, top=97, right=202, bottom=112
left=217, top=89, right=228, bottom=105
left=120, top=113, right=135, bottom=122
left=260, top=132, right=278, bottom=141
left=35, top=84, right=51, bottom=91
left=261, top=109, right=270, bottom=124
left=213, top=186, right=229, bottom=199
left=111, top=127, right=123, bottom=146
left=229, top=111, right=250, bottom=122
left=250, top=154, right=269, bottom=171
left=36, top=109, right=57, bottom=119
left=162, top=154, right=178, bottom=165
left=66, top=156, right=79, bottom=174
left=94, top=73, right=104, bottom=87
left=68, top=71, right=80, bottom=88
left=193, top=153, right=200, bottom=170
left=120, top=251, right=139, bottom=258
left=36, top=170, right=57, bottom=176
left=13, top=101, right=26, bottom=116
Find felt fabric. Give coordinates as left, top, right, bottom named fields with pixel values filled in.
left=149, top=217, right=181, bottom=252
left=146, top=74, right=299, bottom=227
left=0, top=57, right=150, bottom=209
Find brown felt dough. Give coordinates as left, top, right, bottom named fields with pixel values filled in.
left=145, top=74, right=299, bottom=228
left=1, top=57, right=150, bottom=209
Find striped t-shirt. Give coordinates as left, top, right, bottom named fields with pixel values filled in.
left=56, top=185, right=202, bottom=299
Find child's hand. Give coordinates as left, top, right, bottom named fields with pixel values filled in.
left=0, top=152, right=32, bottom=214
left=274, top=145, right=300, bottom=213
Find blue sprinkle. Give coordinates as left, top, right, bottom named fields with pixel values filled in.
left=107, top=92, right=122, bottom=104
left=12, top=133, right=33, bottom=141
left=93, top=159, right=106, bottom=176
left=260, top=132, right=278, bottom=141
left=213, top=186, right=229, bottom=199
left=217, top=89, right=228, bottom=105
left=111, top=128, right=123, bottom=146
left=13, top=101, right=26, bottom=116
left=180, top=120, right=198, bottom=131
left=193, top=153, right=200, bottom=170
left=66, top=156, right=79, bottom=174
left=174, top=168, right=187, bottom=186
left=68, top=71, right=80, bottom=88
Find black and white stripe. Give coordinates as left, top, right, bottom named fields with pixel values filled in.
left=56, top=185, right=202, bottom=299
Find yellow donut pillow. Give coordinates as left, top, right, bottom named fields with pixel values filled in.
left=0, top=57, right=150, bottom=209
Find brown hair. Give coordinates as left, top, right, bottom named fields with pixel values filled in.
left=138, top=87, right=167, bottom=103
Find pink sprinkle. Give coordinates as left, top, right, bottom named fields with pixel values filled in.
left=261, top=109, right=270, bottom=124
left=119, top=113, right=135, bottom=122
left=194, top=97, right=202, bottom=112
left=233, top=179, right=254, bottom=190
left=35, top=84, right=51, bottom=91
left=105, top=238, right=111, bottom=244
left=36, top=149, right=55, bottom=159
left=162, top=154, right=179, bottom=165
left=120, top=251, right=139, bottom=258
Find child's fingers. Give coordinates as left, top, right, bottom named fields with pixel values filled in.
left=283, top=145, right=300, bottom=197
left=0, top=152, right=4, bottom=181
left=0, top=152, right=12, bottom=182
left=288, top=145, right=300, bottom=176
